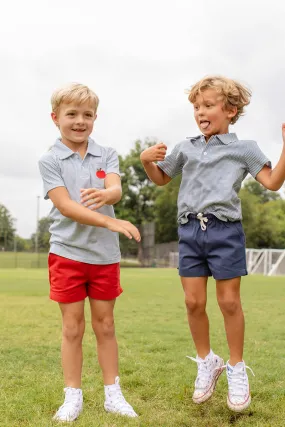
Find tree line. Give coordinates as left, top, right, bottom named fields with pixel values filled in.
left=1, top=139, right=284, bottom=252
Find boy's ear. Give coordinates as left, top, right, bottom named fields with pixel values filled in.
left=51, top=112, right=59, bottom=127
left=227, top=105, right=238, bottom=120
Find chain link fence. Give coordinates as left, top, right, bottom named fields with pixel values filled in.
left=0, top=252, right=48, bottom=268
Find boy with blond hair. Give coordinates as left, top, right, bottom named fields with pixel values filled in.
left=39, top=83, right=140, bottom=422
left=141, top=75, right=285, bottom=412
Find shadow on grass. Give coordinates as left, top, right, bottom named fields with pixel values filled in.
left=228, top=411, right=254, bottom=424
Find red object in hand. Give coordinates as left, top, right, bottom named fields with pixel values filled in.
left=96, top=168, right=106, bottom=179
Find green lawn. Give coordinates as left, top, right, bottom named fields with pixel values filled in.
left=1, top=269, right=285, bottom=426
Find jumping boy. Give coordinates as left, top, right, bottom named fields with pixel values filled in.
left=38, top=83, right=140, bottom=422
left=140, top=76, right=285, bottom=412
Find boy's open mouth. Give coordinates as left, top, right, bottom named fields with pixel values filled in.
left=200, top=120, right=210, bottom=130
left=72, top=129, right=86, bottom=132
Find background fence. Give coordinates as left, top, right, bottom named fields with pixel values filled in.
left=3, top=247, right=285, bottom=276
left=0, top=252, right=48, bottom=268
left=246, top=248, right=285, bottom=276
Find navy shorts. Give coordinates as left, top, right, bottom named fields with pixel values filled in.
left=178, top=214, right=247, bottom=280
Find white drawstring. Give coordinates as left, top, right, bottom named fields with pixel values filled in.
left=197, top=212, right=208, bottom=231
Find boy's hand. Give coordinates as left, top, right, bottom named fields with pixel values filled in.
left=80, top=188, right=109, bottom=210
left=282, top=123, right=285, bottom=143
left=106, top=218, right=141, bottom=242
left=140, top=143, right=167, bottom=163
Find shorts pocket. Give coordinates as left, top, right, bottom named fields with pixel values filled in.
left=232, top=221, right=246, bottom=243
left=223, top=221, right=245, bottom=241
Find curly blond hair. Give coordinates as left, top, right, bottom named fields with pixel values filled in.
left=51, top=83, right=99, bottom=114
left=186, top=76, right=252, bottom=124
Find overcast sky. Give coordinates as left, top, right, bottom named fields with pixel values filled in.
left=1, top=0, right=285, bottom=238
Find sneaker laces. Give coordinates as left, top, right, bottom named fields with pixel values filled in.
left=186, top=355, right=220, bottom=388
left=197, top=213, right=208, bottom=231
left=224, top=363, right=255, bottom=397
left=56, top=388, right=82, bottom=417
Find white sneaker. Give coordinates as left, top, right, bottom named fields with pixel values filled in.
left=226, top=361, right=254, bottom=412
left=187, top=350, right=224, bottom=404
left=53, top=387, right=83, bottom=422
left=104, top=376, right=138, bottom=418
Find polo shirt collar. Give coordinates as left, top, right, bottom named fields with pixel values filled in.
left=216, top=133, right=238, bottom=144
left=53, top=137, right=102, bottom=160
left=187, top=133, right=238, bottom=145
left=86, top=138, right=102, bottom=156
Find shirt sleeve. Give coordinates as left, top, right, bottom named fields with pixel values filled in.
left=244, top=141, right=272, bottom=178
left=38, top=154, right=66, bottom=200
left=157, top=143, right=184, bottom=178
left=106, top=148, right=120, bottom=176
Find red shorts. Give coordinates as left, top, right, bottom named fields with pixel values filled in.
left=48, top=253, right=123, bottom=303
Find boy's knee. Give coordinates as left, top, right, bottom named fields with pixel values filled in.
left=62, top=320, right=85, bottom=341
left=218, top=297, right=240, bottom=316
left=185, top=297, right=206, bottom=315
left=92, top=316, right=115, bottom=339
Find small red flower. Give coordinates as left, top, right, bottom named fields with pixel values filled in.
left=96, top=168, right=106, bottom=179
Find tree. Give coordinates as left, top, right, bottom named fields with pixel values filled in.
left=240, top=185, right=285, bottom=249
left=243, top=178, right=281, bottom=203
left=14, top=236, right=33, bottom=252
left=115, top=139, right=158, bottom=225
left=114, top=139, right=159, bottom=257
left=155, top=175, right=181, bottom=243
left=239, top=188, right=260, bottom=247
left=249, top=201, right=285, bottom=249
left=0, top=204, right=15, bottom=250
left=31, top=216, right=53, bottom=252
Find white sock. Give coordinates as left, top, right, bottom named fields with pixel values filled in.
left=198, top=349, right=213, bottom=361
left=104, top=376, right=120, bottom=400
left=65, top=387, right=82, bottom=391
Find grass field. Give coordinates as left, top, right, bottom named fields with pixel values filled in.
left=1, top=269, right=285, bottom=426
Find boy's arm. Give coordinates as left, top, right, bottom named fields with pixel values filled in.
left=48, top=186, right=140, bottom=241
left=256, top=124, right=285, bottom=191
left=39, top=153, right=140, bottom=240
left=80, top=173, right=122, bottom=210
left=140, top=143, right=172, bottom=186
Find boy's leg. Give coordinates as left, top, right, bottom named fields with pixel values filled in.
left=48, top=253, right=88, bottom=422
left=216, top=277, right=252, bottom=412
left=181, top=276, right=209, bottom=358
left=216, top=277, right=244, bottom=365
left=182, top=276, right=224, bottom=404
left=49, top=253, right=87, bottom=387
left=89, top=298, right=118, bottom=384
left=53, top=300, right=85, bottom=422
left=59, top=300, right=85, bottom=388
left=89, top=297, right=137, bottom=417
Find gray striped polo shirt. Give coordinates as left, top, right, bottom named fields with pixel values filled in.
left=157, top=133, right=271, bottom=223
left=38, top=138, right=121, bottom=264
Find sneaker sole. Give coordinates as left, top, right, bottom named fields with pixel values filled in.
left=104, top=403, right=138, bottom=418
left=192, top=362, right=225, bottom=404
left=227, top=394, right=251, bottom=412
left=53, top=406, right=83, bottom=422
left=53, top=413, right=82, bottom=422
